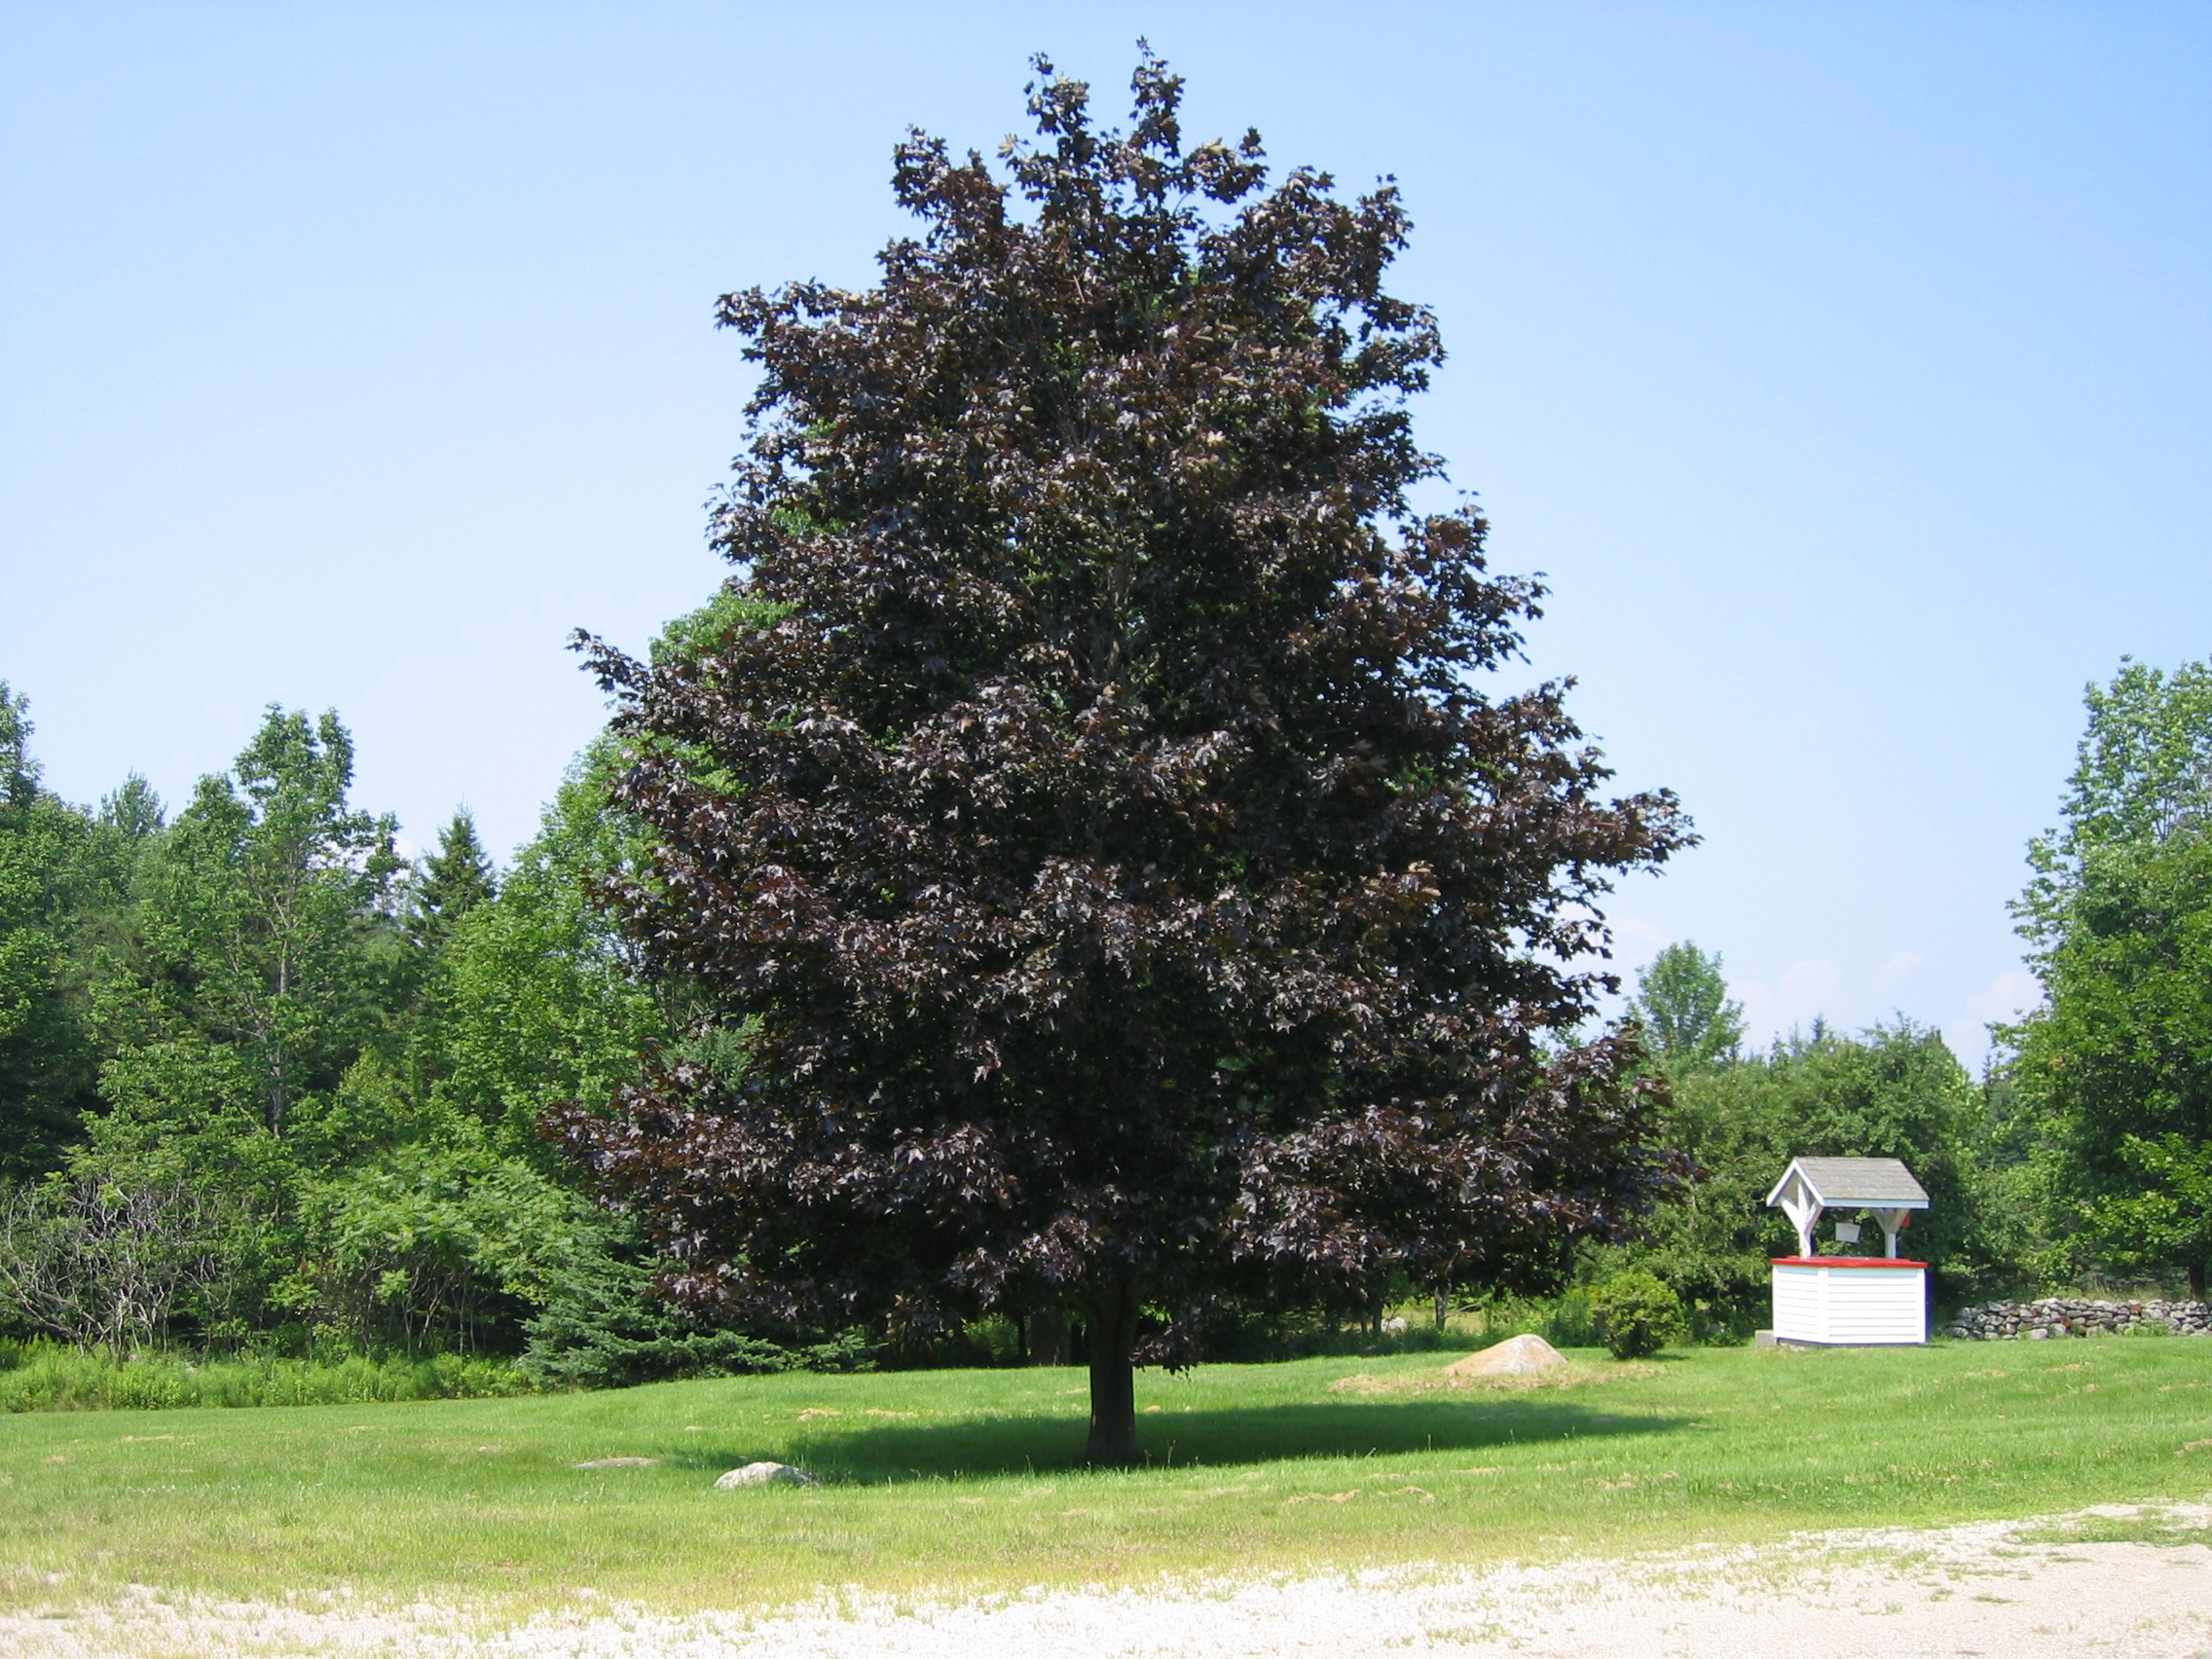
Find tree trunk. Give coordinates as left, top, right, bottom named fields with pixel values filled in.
left=1433, top=1288, right=1449, bottom=1332
left=1084, top=1281, right=1142, bottom=1466
left=1030, top=1306, right=1070, bottom=1366
left=2191, top=1261, right=2206, bottom=1303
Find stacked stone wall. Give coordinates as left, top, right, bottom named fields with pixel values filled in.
left=1944, top=1297, right=2212, bottom=1341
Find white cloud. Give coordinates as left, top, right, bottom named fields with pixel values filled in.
left=1606, top=914, right=1671, bottom=974
left=1736, top=959, right=1843, bottom=1046
left=1872, top=951, right=1924, bottom=992
left=1964, top=969, right=2044, bottom=1026
left=1941, top=969, right=2046, bottom=1071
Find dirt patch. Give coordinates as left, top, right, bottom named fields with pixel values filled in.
left=1329, top=1360, right=1656, bottom=1395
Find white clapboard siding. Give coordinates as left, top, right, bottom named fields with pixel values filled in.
left=1770, top=1262, right=1926, bottom=1345
left=1772, top=1265, right=1826, bottom=1338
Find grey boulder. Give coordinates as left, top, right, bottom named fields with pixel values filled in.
left=1443, top=1333, right=1568, bottom=1378
left=715, top=1460, right=819, bottom=1489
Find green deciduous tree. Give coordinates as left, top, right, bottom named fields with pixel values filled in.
left=231, top=751, right=682, bottom=1362
left=2023, top=659, right=2212, bottom=863
left=92, top=707, right=401, bottom=1150
left=2009, top=663, right=2212, bottom=1293
left=289, top=1129, right=594, bottom=1356
left=0, top=684, right=134, bottom=1178
left=97, top=774, right=166, bottom=844
left=61, top=709, right=404, bottom=1340
left=435, top=745, right=667, bottom=1161
left=1628, top=941, right=1744, bottom=1072
left=0, top=692, right=703, bottom=1364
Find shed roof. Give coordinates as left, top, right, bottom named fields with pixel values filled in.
left=1765, top=1157, right=1929, bottom=1209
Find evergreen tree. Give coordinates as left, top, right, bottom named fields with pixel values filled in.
left=407, top=809, right=497, bottom=954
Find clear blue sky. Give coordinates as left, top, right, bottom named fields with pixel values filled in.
left=4, top=3, right=2207, bottom=1066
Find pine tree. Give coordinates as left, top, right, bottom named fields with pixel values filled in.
left=408, top=809, right=498, bottom=954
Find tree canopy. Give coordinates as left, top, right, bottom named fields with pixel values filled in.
left=2009, top=659, right=2212, bottom=1295
left=1628, top=941, right=1745, bottom=1072
left=560, top=54, right=1691, bottom=1462
left=0, top=683, right=129, bottom=1178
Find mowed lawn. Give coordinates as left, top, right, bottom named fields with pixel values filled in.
left=4, top=1340, right=2210, bottom=1618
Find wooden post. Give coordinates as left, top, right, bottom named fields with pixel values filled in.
left=1775, top=1169, right=1822, bottom=1259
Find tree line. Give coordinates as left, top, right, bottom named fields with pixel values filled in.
left=0, top=675, right=832, bottom=1383
left=9, top=648, right=2202, bottom=1376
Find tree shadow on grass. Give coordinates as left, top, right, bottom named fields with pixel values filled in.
left=667, top=1395, right=1695, bottom=1484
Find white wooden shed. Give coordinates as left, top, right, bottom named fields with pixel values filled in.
left=1764, top=1157, right=1930, bottom=1346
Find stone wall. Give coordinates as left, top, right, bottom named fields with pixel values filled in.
left=1944, top=1297, right=2212, bottom=1340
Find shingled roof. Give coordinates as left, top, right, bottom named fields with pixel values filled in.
left=1765, top=1157, right=1929, bottom=1209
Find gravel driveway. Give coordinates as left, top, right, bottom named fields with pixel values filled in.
left=9, top=1504, right=2208, bottom=1658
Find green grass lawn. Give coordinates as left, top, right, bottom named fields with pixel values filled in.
left=4, top=1339, right=2209, bottom=1620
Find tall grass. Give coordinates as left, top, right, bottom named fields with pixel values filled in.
left=0, top=1338, right=531, bottom=1411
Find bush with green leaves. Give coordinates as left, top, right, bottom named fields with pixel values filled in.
left=1589, top=1271, right=1689, bottom=1359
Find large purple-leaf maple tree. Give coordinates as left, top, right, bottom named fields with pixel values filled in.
left=559, top=53, right=1692, bottom=1464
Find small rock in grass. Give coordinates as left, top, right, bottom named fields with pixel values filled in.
left=716, top=1461, right=818, bottom=1489
left=1444, top=1334, right=1567, bottom=1378
left=572, top=1456, right=662, bottom=1469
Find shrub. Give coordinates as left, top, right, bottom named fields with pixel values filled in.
left=1476, top=1290, right=1596, bottom=1350
left=1589, top=1271, right=1689, bottom=1359
left=517, top=1248, right=873, bottom=1388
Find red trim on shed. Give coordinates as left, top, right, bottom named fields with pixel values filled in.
left=1769, top=1257, right=1929, bottom=1270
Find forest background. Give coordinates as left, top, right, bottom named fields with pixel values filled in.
left=4, top=644, right=2208, bottom=1385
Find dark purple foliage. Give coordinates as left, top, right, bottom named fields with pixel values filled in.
left=557, top=53, right=1692, bottom=1463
